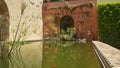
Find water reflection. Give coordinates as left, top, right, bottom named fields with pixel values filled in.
left=0, top=42, right=43, bottom=68
left=0, top=41, right=101, bottom=68
left=0, top=42, right=9, bottom=68
left=43, top=41, right=101, bottom=68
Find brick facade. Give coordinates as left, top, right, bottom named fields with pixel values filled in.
left=43, top=0, right=98, bottom=41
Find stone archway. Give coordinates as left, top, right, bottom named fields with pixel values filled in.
left=0, top=0, right=9, bottom=41
left=60, top=15, right=74, bottom=32
left=0, top=0, right=43, bottom=41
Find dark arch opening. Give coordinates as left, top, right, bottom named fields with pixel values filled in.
left=0, top=0, right=9, bottom=41
left=60, top=15, right=74, bottom=32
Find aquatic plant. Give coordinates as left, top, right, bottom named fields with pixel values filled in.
left=59, top=28, right=75, bottom=41
left=8, top=2, right=29, bottom=56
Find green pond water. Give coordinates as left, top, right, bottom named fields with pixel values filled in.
left=0, top=41, right=102, bottom=68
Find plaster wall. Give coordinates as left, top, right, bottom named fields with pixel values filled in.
left=5, top=0, right=43, bottom=41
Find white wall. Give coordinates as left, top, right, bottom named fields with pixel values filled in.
left=5, top=0, right=43, bottom=41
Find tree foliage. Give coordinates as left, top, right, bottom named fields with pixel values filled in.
left=98, top=2, right=120, bottom=49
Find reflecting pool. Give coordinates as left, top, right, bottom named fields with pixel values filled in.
left=0, top=41, right=102, bottom=68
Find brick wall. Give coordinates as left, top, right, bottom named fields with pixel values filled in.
left=43, top=0, right=98, bottom=41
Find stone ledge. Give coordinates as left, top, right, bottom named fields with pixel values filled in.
left=92, top=41, right=120, bottom=68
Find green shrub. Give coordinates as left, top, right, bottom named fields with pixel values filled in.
left=98, top=2, right=120, bottom=49
left=60, top=28, right=75, bottom=41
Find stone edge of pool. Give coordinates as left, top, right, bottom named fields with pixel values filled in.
left=92, top=41, right=120, bottom=68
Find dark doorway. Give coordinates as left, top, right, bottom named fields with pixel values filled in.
left=60, top=15, right=74, bottom=32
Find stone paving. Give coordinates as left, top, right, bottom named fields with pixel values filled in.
left=93, top=41, right=120, bottom=68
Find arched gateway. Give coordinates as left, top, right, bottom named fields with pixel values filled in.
left=0, top=0, right=43, bottom=41
left=43, top=0, right=98, bottom=41
left=60, top=15, right=74, bottom=32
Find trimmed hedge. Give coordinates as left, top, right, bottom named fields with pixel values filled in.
left=98, top=2, right=120, bottom=49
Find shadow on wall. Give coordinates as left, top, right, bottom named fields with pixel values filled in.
left=0, top=0, right=9, bottom=41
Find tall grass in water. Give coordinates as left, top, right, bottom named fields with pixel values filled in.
left=8, top=3, right=33, bottom=56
